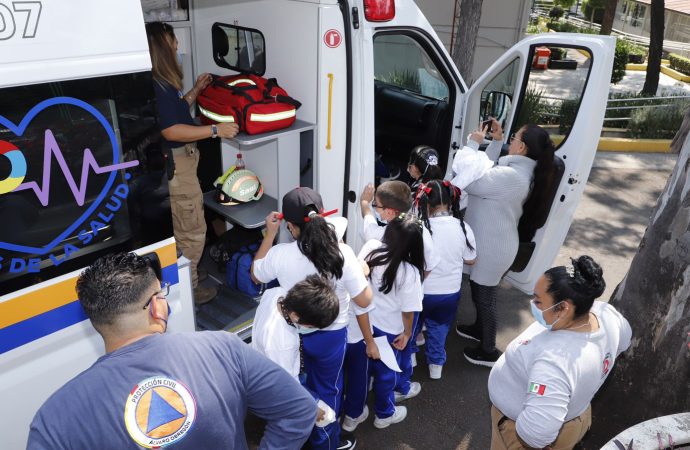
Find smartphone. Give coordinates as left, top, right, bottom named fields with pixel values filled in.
left=482, top=119, right=493, bottom=132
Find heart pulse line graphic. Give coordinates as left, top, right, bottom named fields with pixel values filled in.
left=0, top=96, right=137, bottom=255
left=13, top=129, right=139, bottom=206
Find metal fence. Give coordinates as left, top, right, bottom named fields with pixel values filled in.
left=604, top=95, right=690, bottom=127
left=529, top=93, right=690, bottom=128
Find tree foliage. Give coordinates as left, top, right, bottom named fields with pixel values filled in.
left=550, top=5, right=565, bottom=21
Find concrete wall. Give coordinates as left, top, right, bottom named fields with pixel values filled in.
left=414, top=0, right=531, bottom=85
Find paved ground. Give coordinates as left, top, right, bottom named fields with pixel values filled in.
left=342, top=152, right=677, bottom=450
left=530, top=67, right=690, bottom=103
left=610, top=70, right=690, bottom=97
left=244, top=153, right=677, bottom=450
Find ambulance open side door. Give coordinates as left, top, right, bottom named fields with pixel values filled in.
left=460, top=33, right=616, bottom=294
left=344, top=0, right=469, bottom=251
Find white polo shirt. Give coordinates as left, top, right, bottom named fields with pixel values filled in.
left=357, top=239, right=423, bottom=335
left=423, top=215, right=477, bottom=295
left=253, top=241, right=369, bottom=331
left=361, top=213, right=440, bottom=272
left=251, top=287, right=300, bottom=379
left=488, top=301, right=632, bottom=448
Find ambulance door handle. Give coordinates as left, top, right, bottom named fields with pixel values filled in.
left=348, top=191, right=356, bottom=203
left=352, top=7, right=360, bottom=29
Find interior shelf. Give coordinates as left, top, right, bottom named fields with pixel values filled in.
left=224, top=119, right=315, bottom=146
left=203, top=190, right=277, bottom=229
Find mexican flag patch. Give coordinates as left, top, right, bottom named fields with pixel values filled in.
left=528, top=382, right=547, bottom=395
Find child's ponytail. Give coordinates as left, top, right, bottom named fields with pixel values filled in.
left=295, top=211, right=344, bottom=279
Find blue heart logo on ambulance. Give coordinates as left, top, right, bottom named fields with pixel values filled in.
left=0, top=97, right=138, bottom=258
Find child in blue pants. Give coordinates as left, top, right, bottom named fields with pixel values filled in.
left=252, top=188, right=372, bottom=450
left=345, top=214, right=424, bottom=429
left=414, top=180, right=476, bottom=379
left=359, top=181, right=439, bottom=400
left=341, top=302, right=376, bottom=432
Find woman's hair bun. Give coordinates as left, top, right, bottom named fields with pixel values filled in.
left=571, top=255, right=605, bottom=299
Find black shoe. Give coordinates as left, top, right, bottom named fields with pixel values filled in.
left=455, top=323, right=481, bottom=342
left=338, top=432, right=357, bottom=450
left=463, top=346, right=502, bottom=368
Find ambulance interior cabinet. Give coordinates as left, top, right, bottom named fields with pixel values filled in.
left=203, top=119, right=315, bottom=240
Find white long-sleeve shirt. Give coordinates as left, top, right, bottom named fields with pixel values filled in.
left=488, top=301, right=632, bottom=448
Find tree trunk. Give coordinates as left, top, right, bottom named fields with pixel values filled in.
left=581, top=106, right=690, bottom=448
left=451, top=0, right=484, bottom=84
left=641, top=0, right=665, bottom=95
left=599, top=0, right=618, bottom=35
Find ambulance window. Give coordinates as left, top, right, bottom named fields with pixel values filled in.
left=0, top=73, right=174, bottom=295
left=374, top=34, right=449, bottom=101
left=212, top=23, right=266, bottom=76
left=513, top=46, right=593, bottom=149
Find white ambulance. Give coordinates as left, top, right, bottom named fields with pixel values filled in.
left=0, top=0, right=614, bottom=447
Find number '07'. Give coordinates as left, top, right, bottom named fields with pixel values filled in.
left=0, top=1, right=42, bottom=40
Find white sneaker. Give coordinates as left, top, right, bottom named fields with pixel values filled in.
left=342, top=405, right=369, bottom=432
left=394, top=381, right=421, bottom=402
left=415, top=332, right=425, bottom=346
left=373, top=406, right=407, bottom=429
left=429, top=364, right=443, bottom=380
left=411, top=352, right=417, bottom=368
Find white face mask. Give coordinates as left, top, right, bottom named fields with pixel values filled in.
left=295, top=323, right=318, bottom=335
left=530, top=300, right=563, bottom=331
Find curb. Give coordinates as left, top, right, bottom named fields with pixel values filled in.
left=624, top=62, right=690, bottom=82
left=552, top=134, right=672, bottom=153
left=597, top=137, right=672, bottom=153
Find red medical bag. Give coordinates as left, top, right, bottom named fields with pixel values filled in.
left=198, top=74, right=301, bottom=135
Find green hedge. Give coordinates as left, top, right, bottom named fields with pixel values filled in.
left=628, top=101, right=690, bottom=139
left=612, top=39, right=629, bottom=84
left=669, top=53, right=690, bottom=76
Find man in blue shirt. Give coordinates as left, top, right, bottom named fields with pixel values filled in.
left=28, top=252, right=315, bottom=450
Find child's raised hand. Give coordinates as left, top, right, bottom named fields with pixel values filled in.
left=366, top=341, right=380, bottom=360
left=264, top=211, right=282, bottom=236
left=360, top=184, right=375, bottom=205
left=392, top=333, right=409, bottom=350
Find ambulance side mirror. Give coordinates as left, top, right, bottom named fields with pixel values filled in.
left=480, top=91, right=512, bottom=130
left=212, top=22, right=266, bottom=76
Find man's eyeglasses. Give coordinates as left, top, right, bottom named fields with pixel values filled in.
left=143, top=281, right=171, bottom=310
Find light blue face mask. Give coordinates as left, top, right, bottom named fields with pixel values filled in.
left=295, top=324, right=318, bottom=335
left=176, top=51, right=183, bottom=66
left=374, top=210, right=387, bottom=224
left=530, top=300, right=562, bottom=331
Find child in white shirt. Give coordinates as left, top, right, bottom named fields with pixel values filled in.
left=354, top=214, right=424, bottom=429
left=252, top=275, right=340, bottom=380
left=414, top=180, right=477, bottom=379
left=359, top=180, right=438, bottom=400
